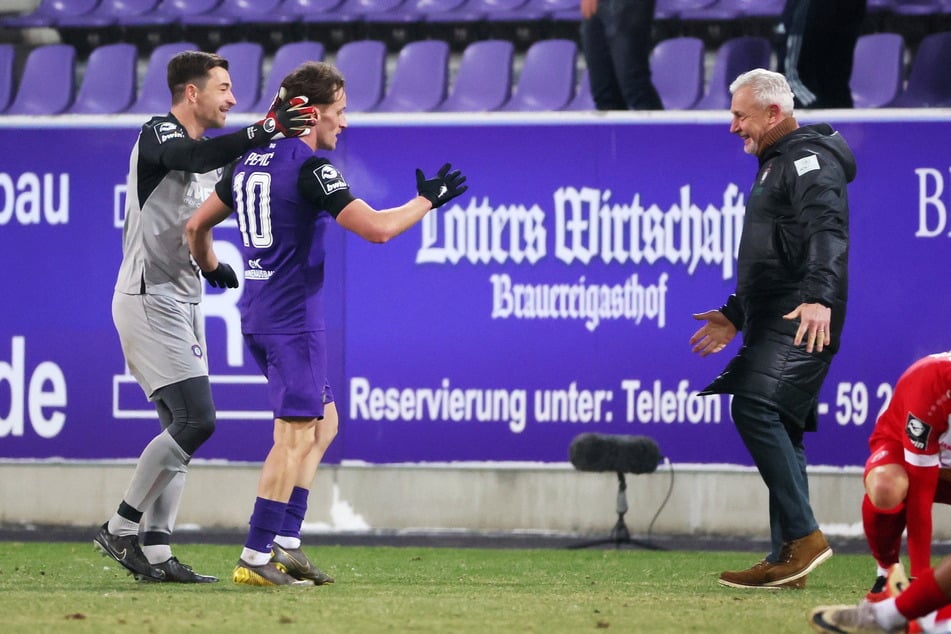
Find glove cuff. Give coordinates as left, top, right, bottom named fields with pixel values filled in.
left=246, top=121, right=275, bottom=146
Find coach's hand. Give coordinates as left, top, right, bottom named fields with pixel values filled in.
left=416, top=163, right=468, bottom=209
left=201, top=262, right=239, bottom=289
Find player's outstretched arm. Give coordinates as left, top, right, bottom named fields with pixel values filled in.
left=335, top=163, right=468, bottom=243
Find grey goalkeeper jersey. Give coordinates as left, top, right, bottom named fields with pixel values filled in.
left=115, top=113, right=271, bottom=302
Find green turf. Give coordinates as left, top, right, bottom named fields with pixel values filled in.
left=0, top=541, right=877, bottom=633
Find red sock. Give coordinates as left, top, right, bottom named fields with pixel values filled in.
left=897, top=568, right=951, bottom=620
left=863, top=494, right=905, bottom=567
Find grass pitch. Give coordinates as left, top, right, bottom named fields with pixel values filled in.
left=0, top=541, right=877, bottom=633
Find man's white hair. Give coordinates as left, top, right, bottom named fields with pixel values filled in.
left=729, top=68, right=795, bottom=116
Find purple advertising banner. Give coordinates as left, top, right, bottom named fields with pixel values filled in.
left=1, top=114, right=949, bottom=467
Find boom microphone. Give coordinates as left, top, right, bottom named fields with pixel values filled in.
left=569, top=433, right=663, bottom=474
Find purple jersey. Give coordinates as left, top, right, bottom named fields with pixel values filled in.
left=216, top=138, right=355, bottom=334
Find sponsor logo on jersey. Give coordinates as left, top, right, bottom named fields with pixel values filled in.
left=906, top=414, right=932, bottom=451
left=154, top=121, right=185, bottom=144
left=246, top=259, right=273, bottom=279
left=869, top=447, right=891, bottom=464
left=794, top=153, right=820, bottom=176
left=314, top=163, right=349, bottom=195
left=191, top=344, right=203, bottom=359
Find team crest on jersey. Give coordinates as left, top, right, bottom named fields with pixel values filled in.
left=191, top=344, right=203, bottom=359
left=906, top=414, right=932, bottom=450
left=314, top=163, right=349, bottom=195
left=154, top=121, right=185, bottom=144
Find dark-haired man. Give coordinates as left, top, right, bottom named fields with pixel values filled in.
left=95, top=51, right=316, bottom=583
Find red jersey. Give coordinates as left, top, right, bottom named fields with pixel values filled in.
left=868, top=352, right=951, bottom=575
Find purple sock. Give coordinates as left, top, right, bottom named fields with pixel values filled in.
left=278, top=486, right=309, bottom=540
left=245, top=497, right=286, bottom=554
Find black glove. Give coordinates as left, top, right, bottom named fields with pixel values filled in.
left=249, top=88, right=317, bottom=144
left=416, top=163, right=468, bottom=209
left=201, top=262, right=238, bottom=289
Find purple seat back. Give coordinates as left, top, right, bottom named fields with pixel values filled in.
left=438, top=39, right=513, bottom=112
left=850, top=32, right=904, bottom=108
left=565, top=67, right=595, bottom=110
left=436, top=40, right=515, bottom=112
left=650, top=37, right=704, bottom=110
left=694, top=36, right=772, bottom=110
left=68, top=43, right=137, bottom=114
left=889, top=31, right=951, bottom=107
left=216, top=42, right=263, bottom=113
left=126, top=42, right=197, bottom=114
left=57, top=0, right=159, bottom=28
left=503, top=39, right=576, bottom=111
left=654, top=0, right=716, bottom=19
left=0, top=44, right=14, bottom=113
left=7, top=44, right=76, bottom=115
left=120, top=0, right=221, bottom=26
left=253, top=41, right=326, bottom=113
left=281, top=0, right=347, bottom=15
left=375, top=40, right=449, bottom=112
left=1, top=0, right=99, bottom=28
left=334, top=40, right=386, bottom=112
left=183, top=0, right=284, bottom=25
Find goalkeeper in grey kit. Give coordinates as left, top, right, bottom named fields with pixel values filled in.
left=186, top=60, right=468, bottom=586
left=95, top=50, right=317, bottom=583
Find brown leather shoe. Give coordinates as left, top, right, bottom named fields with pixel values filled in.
left=718, top=560, right=779, bottom=589
left=778, top=574, right=807, bottom=589
left=762, top=529, right=832, bottom=587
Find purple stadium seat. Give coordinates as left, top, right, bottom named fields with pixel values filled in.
left=679, top=0, right=783, bottom=20
left=427, top=0, right=526, bottom=22
left=650, top=37, right=704, bottom=110
left=304, top=0, right=406, bottom=23
left=7, top=44, right=76, bottom=115
left=565, top=67, right=595, bottom=110
left=890, top=0, right=942, bottom=15
left=654, top=0, right=716, bottom=20
left=67, top=43, right=137, bottom=114
left=374, top=40, right=450, bottom=112
left=363, top=0, right=467, bottom=23
left=56, top=0, right=159, bottom=28
left=334, top=40, right=386, bottom=112
left=502, top=39, right=576, bottom=111
left=850, top=32, right=904, bottom=108
left=437, top=39, right=513, bottom=112
left=252, top=41, right=326, bottom=113
left=486, top=0, right=575, bottom=21
left=694, top=36, right=772, bottom=110
left=279, top=0, right=347, bottom=21
left=0, top=44, right=15, bottom=113
left=888, top=31, right=951, bottom=107
left=0, top=0, right=99, bottom=28
left=119, top=0, right=221, bottom=27
left=181, top=0, right=285, bottom=27
left=216, top=42, right=263, bottom=113
left=126, top=42, right=197, bottom=114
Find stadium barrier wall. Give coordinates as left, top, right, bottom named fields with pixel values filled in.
left=1, top=111, right=949, bottom=537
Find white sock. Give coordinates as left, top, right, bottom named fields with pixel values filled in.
left=241, top=548, right=271, bottom=567
left=877, top=564, right=889, bottom=578
left=273, top=535, right=301, bottom=550
left=107, top=515, right=139, bottom=537
left=142, top=545, right=173, bottom=565
left=874, top=599, right=908, bottom=629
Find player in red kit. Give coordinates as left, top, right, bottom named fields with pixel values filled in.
left=862, top=352, right=951, bottom=599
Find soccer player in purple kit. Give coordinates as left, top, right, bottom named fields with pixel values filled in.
left=186, top=61, right=468, bottom=586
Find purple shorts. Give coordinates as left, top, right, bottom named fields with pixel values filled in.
left=244, top=331, right=334, bottom=419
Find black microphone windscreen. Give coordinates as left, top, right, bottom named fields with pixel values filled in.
left=569, top=433, right=662, bottom=474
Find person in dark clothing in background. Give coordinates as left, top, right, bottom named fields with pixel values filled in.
left=779, top=0, right=867, bottom=108
left=580, top=0, right=663, bottom=110
left=690, top=69, right=855, bottom=590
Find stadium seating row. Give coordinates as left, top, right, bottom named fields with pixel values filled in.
left=2, top=31, right=950, bottom=115
left=6, top=0, right=951, bottom=31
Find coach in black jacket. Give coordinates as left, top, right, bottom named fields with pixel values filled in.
left=690, top=68, right=855, bottom=590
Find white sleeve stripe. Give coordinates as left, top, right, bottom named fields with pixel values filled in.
left=904, top=449, right=940, bottom=467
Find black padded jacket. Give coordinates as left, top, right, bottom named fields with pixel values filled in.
left=701, top=123, right=856, bottom=431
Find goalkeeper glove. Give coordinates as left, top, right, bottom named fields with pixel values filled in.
left=201, top=262, right=239, bottom=289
